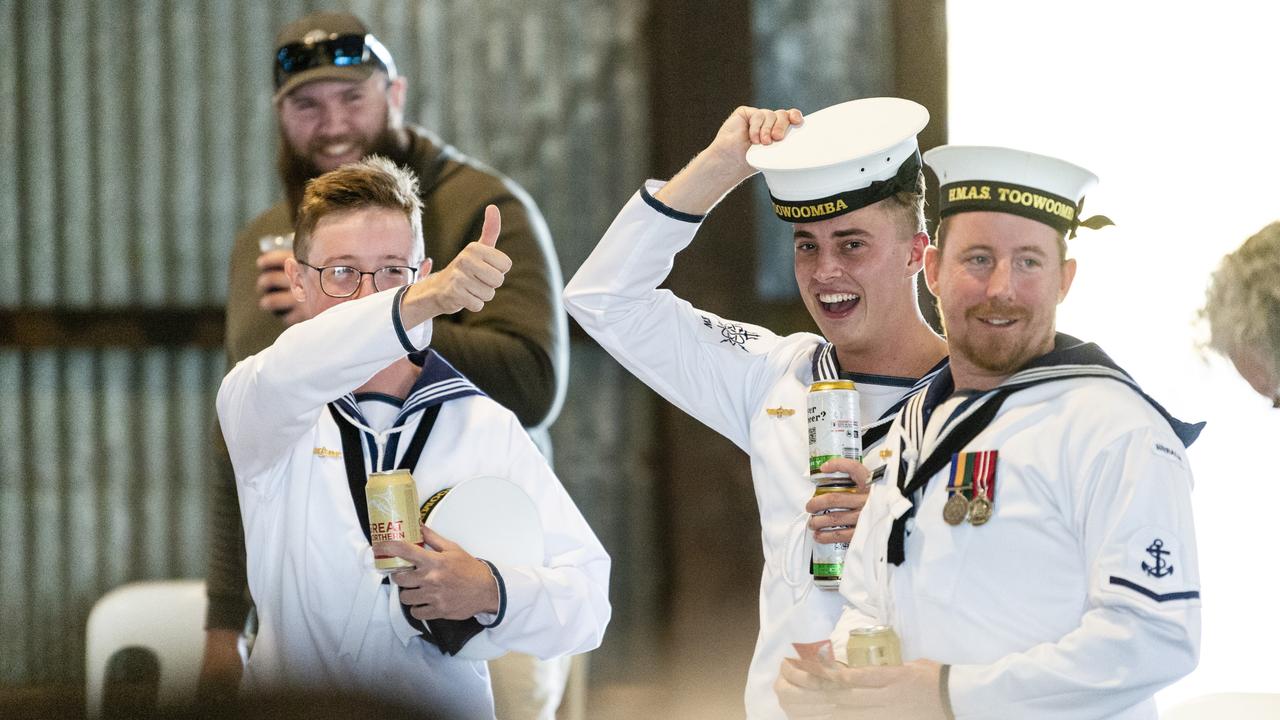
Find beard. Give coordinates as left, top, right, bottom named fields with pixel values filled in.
left=944, top=299, right=1052, bottom=376
left=277, top=117, right=407, bottom=222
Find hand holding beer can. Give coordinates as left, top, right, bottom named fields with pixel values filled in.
left=366, top=469, right=425, bottom=573
left=808, top=379, right=861, bottom=588
left=846, top=625, right=902, bottom=667
left=256, top=233, right=297, bottom=319
left=809, top=478, right=857, bottom=589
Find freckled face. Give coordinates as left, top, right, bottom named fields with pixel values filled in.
left=925, top=212, right=1076, bottom=376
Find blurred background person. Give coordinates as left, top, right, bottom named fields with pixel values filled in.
left=1202, top=222, right=1280, bottom=407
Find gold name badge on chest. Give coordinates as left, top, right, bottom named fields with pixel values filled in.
left=943, top=450, right=998, bottom=526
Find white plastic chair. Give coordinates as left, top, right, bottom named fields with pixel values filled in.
left=1162, top=692, right=1280, bottom=719
left=84, top=579, right=207, bottom=719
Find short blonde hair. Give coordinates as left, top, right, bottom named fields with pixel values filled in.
left=293, top=155, right=424, bottom=262
left=1203, top=221, right=1280, bottom=372
left=884, top=169, right=927, bottom=236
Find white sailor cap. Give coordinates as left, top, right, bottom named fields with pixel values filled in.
left=421, top=476, right=544, bottom=659
left=745, top=97, right=929, bottom=223
left=923, top=145, right=1112, bottom=236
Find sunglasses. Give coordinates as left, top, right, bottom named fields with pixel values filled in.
left=274, top=33, right=396, bottom=89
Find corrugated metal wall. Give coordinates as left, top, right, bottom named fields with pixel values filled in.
left=0, top=0, right=649, bottom=309
left=0, top=0, right=652, bottom=688
left=0, top=349, right=223, bottom=683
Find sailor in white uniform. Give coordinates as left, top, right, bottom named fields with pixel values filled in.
left=564, top=101, right=948, bottom=718
left=218, top=157, right=610, bottom=719
left=776, top=146, right=1202, bottom=719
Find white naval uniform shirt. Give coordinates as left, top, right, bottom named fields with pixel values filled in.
left=217, top=288, right=611, bottom=719
left=564, top=183, right=936, bottom=720
left=833, top=376, right=1201, bottom=720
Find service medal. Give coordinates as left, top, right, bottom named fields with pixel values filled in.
left=943, top=494, right=969, bottom=525
left=968, top=497, right=992, bottom=526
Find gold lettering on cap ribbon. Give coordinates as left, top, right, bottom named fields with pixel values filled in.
left=772, top=198, right=849, bottom=220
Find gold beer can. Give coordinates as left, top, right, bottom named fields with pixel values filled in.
left=366, top=469, right=425, bottom=573
left=846, top=625, right=903, bottom=667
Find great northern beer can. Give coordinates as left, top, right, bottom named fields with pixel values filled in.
left=807, top=380, right=862, bottom=476
left=846, top=625, right=903, bottom=667
left=366, top=469, right=424, bottom=573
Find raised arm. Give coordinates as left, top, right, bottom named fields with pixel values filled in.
left=217, top=207, right=510, bottom=480
left=655, top=106, right=802, bottom=214
left=563, top=107, right=804, bottom=450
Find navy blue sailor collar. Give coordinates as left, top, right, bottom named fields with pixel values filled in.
left=331, top=349, right=485, bottom=470
left=810, top=342, right=949, bottom=447
left=920, top=333, right=1204, bottom=448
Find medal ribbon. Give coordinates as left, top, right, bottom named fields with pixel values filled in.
left=887, top=333, right=1205, bottom=565
left=972, top=450, right=996, bottom=503
left=946, top=453, right=972, bottom=501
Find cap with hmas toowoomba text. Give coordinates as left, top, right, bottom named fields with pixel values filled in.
left=745, top=97, right=929, bottom=223
left=924, top=145, right=1113, bottom=236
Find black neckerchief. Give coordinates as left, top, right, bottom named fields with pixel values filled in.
left=885, top=333, right=1205, bottom=566
left=328, top=349, right=488, bottom=656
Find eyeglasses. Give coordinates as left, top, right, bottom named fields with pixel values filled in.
left=297, top=261, right=418, bottom=298
left=274, top=33, right=397, bottom=89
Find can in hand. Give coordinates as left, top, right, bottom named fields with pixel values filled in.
left=807, top=380, right=861, bottom=588
left=808, top=380, right=862, bottom=476
left=846, top=625, right=903, bottom=667
left=810, top=478, right=857, bottom=589
left=257, top=232, right=294, bottom=254
left=366, top=469, right=425, bottom=573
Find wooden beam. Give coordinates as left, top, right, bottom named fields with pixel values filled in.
left=0, top=308, right=225, bottom=349
left=892, top=0, right=948, bottom=332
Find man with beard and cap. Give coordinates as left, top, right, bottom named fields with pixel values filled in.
left=775, top=146, right=1203, bottom=720
left=563, top=100, right=948, bottom=719
left=200, top=11, right=571, bottom=718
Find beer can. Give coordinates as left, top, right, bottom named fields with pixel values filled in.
left=810, top=479, right=856, bottom=589
left=366, top=469, right=425, bottom=573
left=846, top=625, right=903, bottom=667
left=807, top=380, right=862, bottom=476
left=257, top=232, right=294, bottom=254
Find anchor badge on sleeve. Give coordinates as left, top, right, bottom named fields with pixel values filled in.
left=1141, top=538, right=1174, bottom=578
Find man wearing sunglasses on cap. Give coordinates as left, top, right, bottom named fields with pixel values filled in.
left=202, top=11, right=570, bottom=718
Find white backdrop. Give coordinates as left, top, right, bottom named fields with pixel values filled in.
left=948, top=0, right=1280, bottom=707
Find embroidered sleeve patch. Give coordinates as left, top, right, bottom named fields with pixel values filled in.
left=1106, top=525, right=1199, bottom=602
left=697, top=314, right=762, bottom=352
left=1150, top=441, right=1185, bottom=465
left=1128, top=526, right=1180, bottom=581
